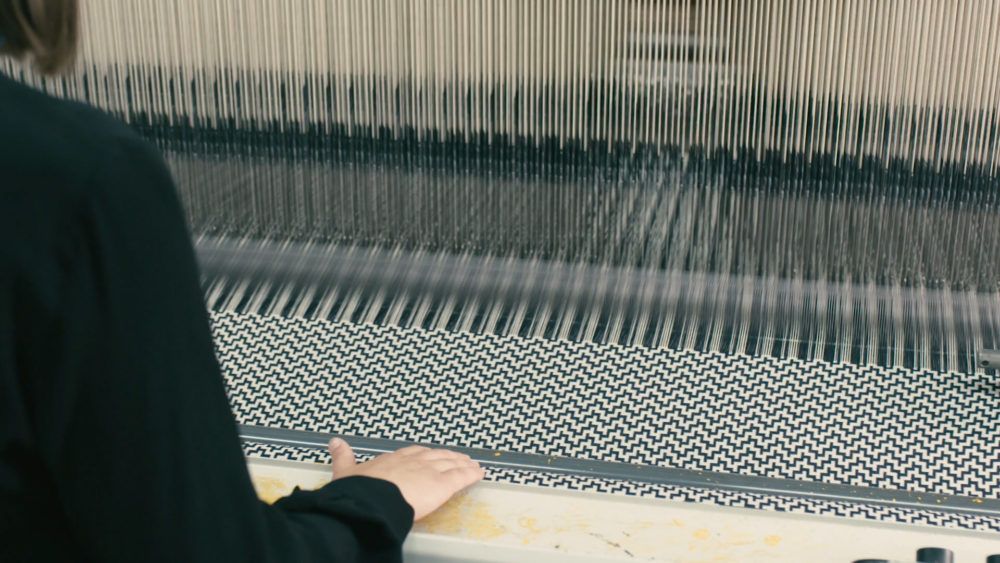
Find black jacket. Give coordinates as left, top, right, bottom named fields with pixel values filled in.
left=0, top=72, right=412, bottom=562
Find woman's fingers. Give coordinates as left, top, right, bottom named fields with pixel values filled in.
left=442, top=466, right=487, bottom=489
left=415, top=449, right=475, bottom=462
left=328, top=438, right=357, bottom=477
left=428, top=458, right=481, bottom=473
left=336, top=443, right=487, bottom=520
left=395, top=445, right=430, bottom=456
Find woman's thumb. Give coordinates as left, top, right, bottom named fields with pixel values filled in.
left=329, top=437, right=357, bottom=477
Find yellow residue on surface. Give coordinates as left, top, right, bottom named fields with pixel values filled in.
left=414, top=492, right=506, bottom=540
left=727, top=533, right=756, bottom=547
left=518, top=517, right=545, bottom=534
left=693, top=528, right=711, bottom=540
left=764, top=535, right=782, bottom=547
left=253, top=476, right=292, bottom=504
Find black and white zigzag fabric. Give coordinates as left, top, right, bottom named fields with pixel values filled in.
left=215, top=311, right=1000, bottom=532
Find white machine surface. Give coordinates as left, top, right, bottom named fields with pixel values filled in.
left=248, top=457, right=1000, bottom=562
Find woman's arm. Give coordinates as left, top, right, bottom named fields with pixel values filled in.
left=25, top=133, right=474, bottom=562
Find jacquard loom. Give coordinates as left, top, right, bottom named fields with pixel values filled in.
left=7, top=0, right=1000, bottom=560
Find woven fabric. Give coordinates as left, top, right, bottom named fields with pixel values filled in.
left=217, top=311, right=1000, bottom=532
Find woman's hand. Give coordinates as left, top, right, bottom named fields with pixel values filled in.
left=328, top=438, right=485, bottom=521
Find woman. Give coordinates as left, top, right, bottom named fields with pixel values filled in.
left=0, top=1, right=483, bottom=561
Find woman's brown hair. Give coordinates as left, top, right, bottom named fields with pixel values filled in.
left=0, top=0, right=77, bottom=74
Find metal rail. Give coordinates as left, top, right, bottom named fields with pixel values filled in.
left=980, top=349, right=1000, bottom=370
left=239, top=424, right=1000, bottom=519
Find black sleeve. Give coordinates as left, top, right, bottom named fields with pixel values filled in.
left=30, top=135, right=414, bottom=562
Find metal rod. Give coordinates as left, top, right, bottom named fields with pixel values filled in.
left=239, top=424, right=1000, bottom=518
left=198, top=236, right=998, bottom=334
left=979, top=350, right=1000, bottom=370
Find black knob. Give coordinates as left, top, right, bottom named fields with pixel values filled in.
left=916, top=547, right=954, bottom=563
left=986, top=554, right=1000, bottom=563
